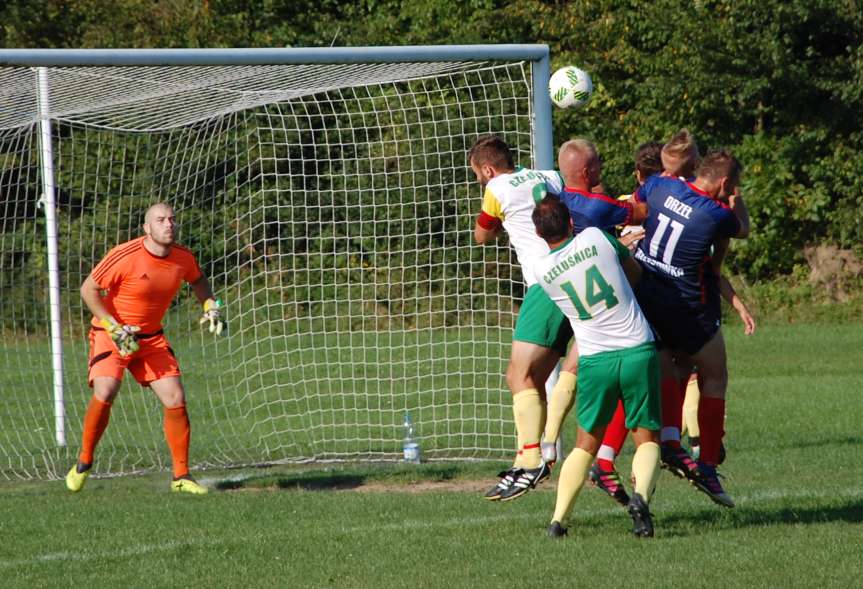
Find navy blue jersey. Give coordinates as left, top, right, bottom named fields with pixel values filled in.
left=633, top=175, right=739, bottom=309
left=559, top=187, right=633, bottom=234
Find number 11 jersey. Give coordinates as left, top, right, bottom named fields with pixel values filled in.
left=633, top=175, right=739, bottom=310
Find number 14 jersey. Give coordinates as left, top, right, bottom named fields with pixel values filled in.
left=532, top=227, right=653, bottom=357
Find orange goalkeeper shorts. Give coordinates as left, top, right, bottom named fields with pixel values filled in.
left=87, top=327, right=181, bottom=387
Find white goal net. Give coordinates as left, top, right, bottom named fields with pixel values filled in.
left=0, top=50, right=547, bottom=480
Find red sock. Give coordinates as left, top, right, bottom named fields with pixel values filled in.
left=660, top=378, right=683, bottom=447
left=164, top=405, right=191, bottom=478
left=598, top=401, right=628, bottom=472
left=698, top=397, right=726, bottom=465
left=79, top=396, right=112, bottom=465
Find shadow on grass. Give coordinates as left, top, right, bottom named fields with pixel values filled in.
left=769, top=435, right=863, bottom=451
left=214, top=463, right=466, bottom=492
left=660, top=498, right=863, bottom=537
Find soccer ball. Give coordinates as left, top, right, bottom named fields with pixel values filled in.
left=549, top=66, right=593, bottom=109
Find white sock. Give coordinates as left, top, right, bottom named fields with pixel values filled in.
left=597, top=444, right=615, bottom=462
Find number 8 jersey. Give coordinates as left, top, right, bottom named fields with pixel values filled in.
left=633, top=175, right=740, bottom=310
left=476, top=167, right=564, bottom=286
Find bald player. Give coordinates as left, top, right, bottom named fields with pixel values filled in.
left=65, top=203, right=224, bottom=495
left=556, top=139, right=648, bottom=235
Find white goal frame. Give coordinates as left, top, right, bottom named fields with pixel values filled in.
left=0, top=46, right=554, bottom=478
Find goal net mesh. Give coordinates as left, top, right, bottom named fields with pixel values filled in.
left=0, top=60, right=538, bottom=479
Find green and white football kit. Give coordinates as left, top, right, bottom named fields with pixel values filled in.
left=478, top=167, right=571, bottom=354
left=532, top=227, right=660, bottom=432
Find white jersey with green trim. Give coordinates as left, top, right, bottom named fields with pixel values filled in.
left=481, top=167, right=565, bottom=286
left=532, top=227, right=654, bottom=356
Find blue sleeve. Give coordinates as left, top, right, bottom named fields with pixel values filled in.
left=606, top=202, right=631, bottom=227
left=588, top=199, right=632, bottom=232
left=634, top=174, right=658, bottom=204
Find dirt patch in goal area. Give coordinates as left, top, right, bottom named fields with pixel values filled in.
left=214, top=473, right=516, bottom=494
left=353, top=479, right=494, bottom=494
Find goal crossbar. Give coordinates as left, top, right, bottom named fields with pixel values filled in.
left=0, top=45, right=554, bottom=479
left=0, top=45, right=553, bottom=168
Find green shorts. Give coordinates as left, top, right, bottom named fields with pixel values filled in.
left=513, top=284, right=572, bottom=356
left=576, top=342, right=661, bottom=433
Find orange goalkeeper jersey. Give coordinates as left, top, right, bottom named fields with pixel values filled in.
left=89, top=237, right=203, bottom=332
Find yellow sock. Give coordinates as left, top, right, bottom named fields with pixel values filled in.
left=681, top=377, right=701, bottom=438
left=543, top=371, right=576, bottom=443
left=551, top=447, right=593, bottom=524
left=513, top=402, right=526, bottom=469
left=631, top=441, right=661, bottom=501
left=513, top=388, right=543, bottom=468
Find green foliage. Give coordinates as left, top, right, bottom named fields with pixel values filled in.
left=0, top=0, right=861, bottom=311
left=498, top=0, right=863, bottom=278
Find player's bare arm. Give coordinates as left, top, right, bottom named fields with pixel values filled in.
left=80, top=274, right=141, bottom=357
left=619, top=226, right=645, bottom=251
left=707, top=239, right=755, bottom=334
left=190, top=275, right=216, bottom=304
left=629, top=198, right=649, bottom=225
left=710, top=237, right=730, bottom=273
left=718, top=274, right=756, bottom=335
left=729, top=189, right=750, bottom=238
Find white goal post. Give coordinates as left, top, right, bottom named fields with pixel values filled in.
left=0, top=46, right=554, bottom=480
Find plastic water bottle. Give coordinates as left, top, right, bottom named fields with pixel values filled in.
left=403, top=412, right=421, bottom=464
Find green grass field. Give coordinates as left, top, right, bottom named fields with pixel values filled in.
left=0, top=326, right=520, bottom=478
left=1, top=322, right=861, bottom=588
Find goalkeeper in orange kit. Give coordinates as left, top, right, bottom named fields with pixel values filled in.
left=65, top=202, right=224, bottom=494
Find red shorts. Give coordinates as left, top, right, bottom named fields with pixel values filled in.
left=88, top=328, right=181, bottom=387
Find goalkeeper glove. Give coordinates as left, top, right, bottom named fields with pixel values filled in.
left=200, top=298, right=225, bottom=336
left=100, top=317, right=141, bottom=357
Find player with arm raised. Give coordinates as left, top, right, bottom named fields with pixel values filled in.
left=65, top=202, right=224, bottom=495
left=470, top=135, right=576, bottom=501
left=633, top=150, right=750, bottom=507
left=530, top=196, right=661, bottom=539
left=590, top=133, right=757, bottom=507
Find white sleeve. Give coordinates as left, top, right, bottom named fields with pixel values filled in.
left=538, top=170, right=565, bottom=196
left=531, top=263, right=544, bottom=286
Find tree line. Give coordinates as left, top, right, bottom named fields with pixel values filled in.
left=1, top=0, right=860, bottom=283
